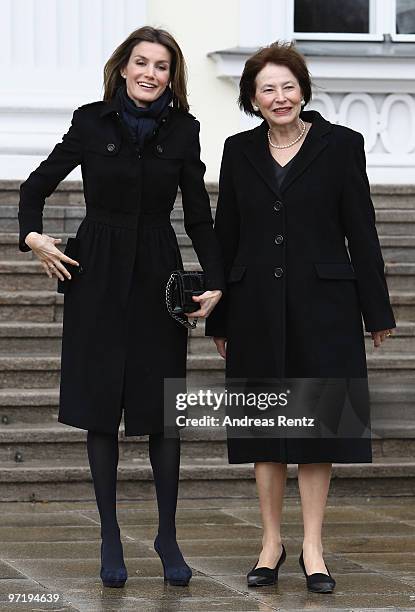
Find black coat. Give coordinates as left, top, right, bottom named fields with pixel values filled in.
left=18, top=97, right=225, bottom=436
left=205, top=110, right=396, bottom=464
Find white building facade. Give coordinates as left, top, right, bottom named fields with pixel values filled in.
left=1, top=0, right=414, bottom=183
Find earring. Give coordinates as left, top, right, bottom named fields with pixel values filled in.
left=301, top=99, right=305, bottom=106
left=122, top=74, right=126, bottom=79
left=253, top=104, right=259, bottom=111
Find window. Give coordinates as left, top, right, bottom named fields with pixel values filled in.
left=291, top=0, right=415, bottom=42
left=294, top=0, right=370, bottom=34
left=395, top=0, right=415, bottom=35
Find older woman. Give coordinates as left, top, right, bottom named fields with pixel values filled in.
left=18, top=26, right=223, bottom=588
left=205, top=42, right=395, bottom=593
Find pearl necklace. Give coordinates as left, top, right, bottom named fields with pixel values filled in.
left=268, top=118, right=306, bottom=149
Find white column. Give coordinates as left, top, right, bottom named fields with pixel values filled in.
left=0, top=0, right=147, bottom=179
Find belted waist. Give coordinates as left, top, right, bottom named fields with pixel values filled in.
left=85, top=207, right=138, bottom=229
left=85, top=208, right=171, bottom=230
left=138, top=212, right=172, bottom=228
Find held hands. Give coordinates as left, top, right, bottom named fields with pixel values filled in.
left=371, top=329, right=394, bottom=348
left=25, top=232, right=79, bottom=281
left=185, top=290, right=222, bottom=319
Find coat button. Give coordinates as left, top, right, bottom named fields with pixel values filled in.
left=274, top=267, right=284, bottom=278
left=156, top=144, right=163, bottom=153
left=107, top=143, right=116, bottom=152
left=274, top=235, right=284, bottom=245
left=273, top=201, right=283, bottom=212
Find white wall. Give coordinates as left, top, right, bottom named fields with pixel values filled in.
left=147, top=0, right=240, bottom=182
left=1, top=0, right=414, bottom=184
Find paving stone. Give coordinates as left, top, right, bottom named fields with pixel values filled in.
left=0, top=540, right=154, bottom=560
left=0, top=525, right=103, bottom=542
left=292, top=534, right=415, bottom=553
left=222, top=504, right=385, bottom=524
left=187, top=554, right=365, bottom=577
left=256, top=592, right=415, bottom=610
left=92, top=507, right=247, bottom=526
left=175, top=538, right=300, bottom=558
left=0, top=512, right=98, bottom=528
left=40, top=576, right=239, bottom=600
left=8, top=558, right=181, bottom=580
left=0, top=578, right=73, bottom=610
left=343, top=551, right=415, bottom=572
left=0, top=561, right=26, bottom=580
left=213, top=570, right=415, bottom=595
left=122, top=523, right=262, bottom=541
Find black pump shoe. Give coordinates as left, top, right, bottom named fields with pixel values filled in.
left=299, top=550, right=336, bottom=593
left=247, top=543, right=286, bottom=587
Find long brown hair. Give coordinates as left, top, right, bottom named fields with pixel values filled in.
left=103, top=26, right=189, bottom=112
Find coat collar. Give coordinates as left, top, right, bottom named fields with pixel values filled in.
left=99, top=96, right=176, bottom=144
left=243, top=110, right=332, bottom=196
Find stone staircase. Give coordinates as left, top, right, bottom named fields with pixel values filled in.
left=0, top=180, right=414, bottom=501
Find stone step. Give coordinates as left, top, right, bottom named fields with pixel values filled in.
left=191, top=322, right=415, bottom=355
left=0, top=377, right=413, bottom=425
left=2, top=232, right=415, bottom=264
left=370, top=384, right=415, bottom=421
left=0, top=320, right=413, bottom=356
left=0, top=322, right=62, bottom=354
left=379, top=235, right=415, bottom=263
left=0, top=418, right=413, bottom=464
left=375, top=209, right=415, bottom=235
left=0, top=206, right=188, bottom=238
left=0, top=258, right=412, bottom=292
left=0, top=180, right=219, bottom=208
left=0, top=455, right=415, bottom=501
left=0, top=352, right=413, bottom=389
left=1, top=194, right=414, bottom=236
left=1, top=179, right=413, bottom=205
left=370, top=186, right=415, bottom=209
left=0, top=291, right=63, bottom=322
left=4, top=291, right=413, bottom=327
left=0, top=388, right=59, bottom=424
left=0, top=259, right=198, bottom=291
left=389, top=292, right=415, bottom=321
left=0, top=424, right=227, bottom=463
left=384, top=263, right=415, bottom=291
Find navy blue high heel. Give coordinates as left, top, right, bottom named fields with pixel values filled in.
left=100, top=541, right=127, bottom=588
left=154, top=534, right=192, bottom=586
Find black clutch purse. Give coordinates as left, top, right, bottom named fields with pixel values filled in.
left=166, top=270, right=205, bottom=329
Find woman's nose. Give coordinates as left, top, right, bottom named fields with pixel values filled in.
left=144, top=65, right=156, bottom=79
left=274, top=90, right=286, bottom=103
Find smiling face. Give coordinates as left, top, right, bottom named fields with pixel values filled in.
left=121, top=41, right=171, bottom=107
left=253, top=63, right=303, bottom=128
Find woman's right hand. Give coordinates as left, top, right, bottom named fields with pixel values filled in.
left=25, top=232, right=79, bottom=281
left=213, top=337, right=227, bottom=359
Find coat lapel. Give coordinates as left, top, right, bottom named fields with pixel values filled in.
left=243, top=110, right=332, bottom=196
left=243, top=121, right=281, bottom=197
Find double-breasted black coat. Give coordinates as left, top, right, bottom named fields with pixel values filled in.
left=18, top=96, right=224, bottom=436
left=205, top=110, right=396, bottom=464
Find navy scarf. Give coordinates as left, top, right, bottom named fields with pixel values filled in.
left=116, top=84, right=172, bottom=149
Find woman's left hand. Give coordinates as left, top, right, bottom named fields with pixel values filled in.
left=186, top=290, right=222, bottom=319
left=371, top=329, right=394, bottom=348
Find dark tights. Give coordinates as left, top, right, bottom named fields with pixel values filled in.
left=87, top=430, right=185, bottom=570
